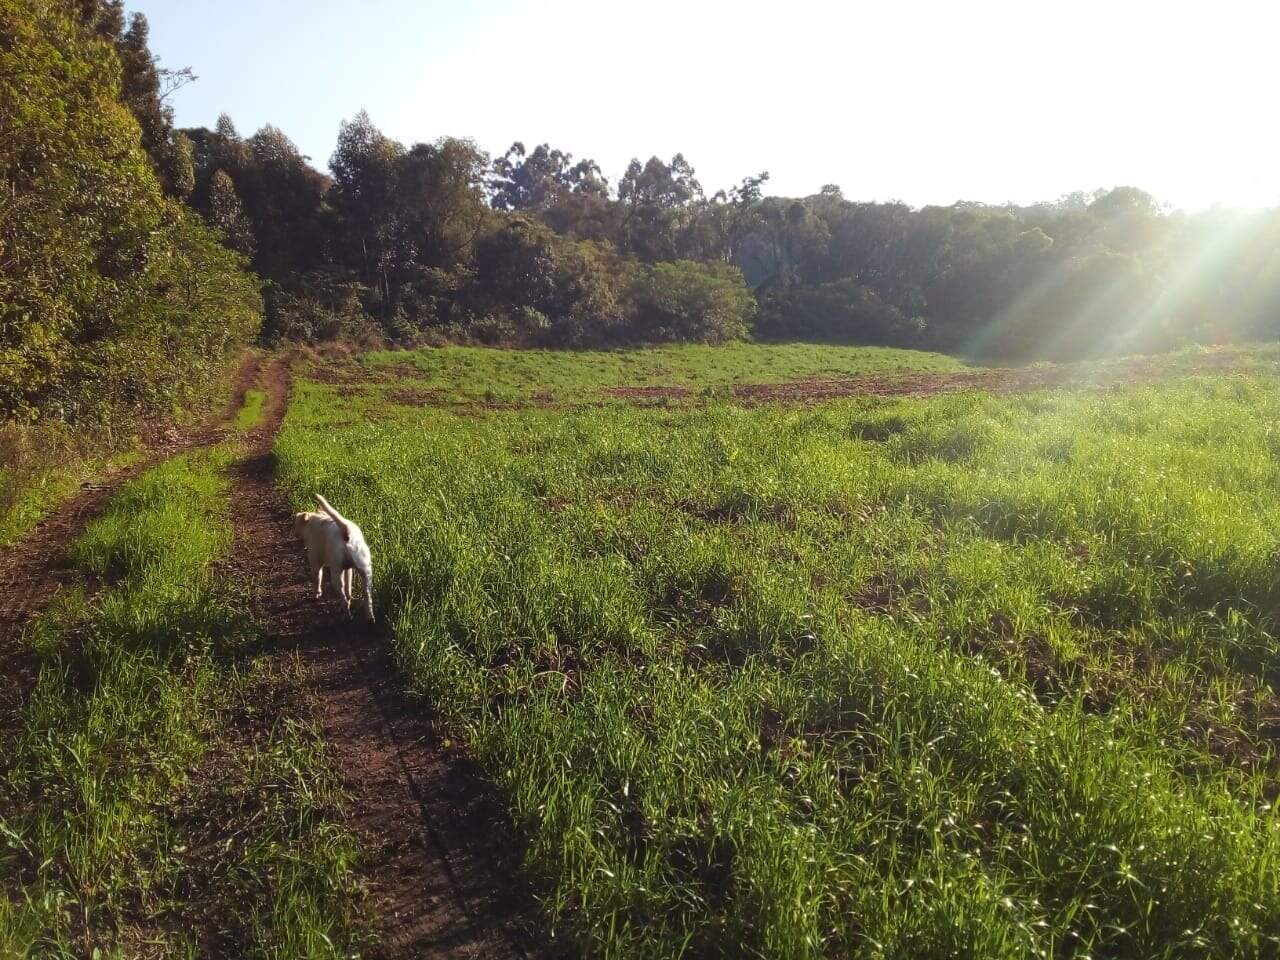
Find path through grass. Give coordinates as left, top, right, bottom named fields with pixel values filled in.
left=0, top=443, right=366, bottom=957
left=233, top=388, right=267, bottom=431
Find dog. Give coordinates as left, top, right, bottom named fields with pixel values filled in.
left=293, top=494, right=375, bottom=622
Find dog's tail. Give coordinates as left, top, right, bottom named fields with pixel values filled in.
left=314, top=493, right=353, bottom=543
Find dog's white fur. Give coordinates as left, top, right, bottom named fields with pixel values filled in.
left=293, top=494, right=374, bottom=622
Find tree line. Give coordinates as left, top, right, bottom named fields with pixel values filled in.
left=184, top=109, right=1280, bottom=361
left=5, top=0, right=1280, bottom=425
left=184, top=113, right=757, bottom=348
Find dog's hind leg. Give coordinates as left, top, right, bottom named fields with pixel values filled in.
left=357, top=565, right=375, bottom=623
left=336, top=565, right=353, bottom=618
left=311, top=561, right=324, bottom=600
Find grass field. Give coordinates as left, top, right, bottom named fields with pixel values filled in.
left=0, top=443, right=365, bottom=956
left=344, top=342, right=969, bottom=406
left=275, top=344, right=1280, bottom=958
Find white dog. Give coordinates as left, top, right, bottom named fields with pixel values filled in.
left=293, top=494, right=375, bottom=622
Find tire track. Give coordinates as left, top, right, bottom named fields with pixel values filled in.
left=0, top=353, right=263, bottom=733
left=224, top=357, right=544, bottom=959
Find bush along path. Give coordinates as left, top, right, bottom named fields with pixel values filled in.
left=222, top=358, right=543, bottom=959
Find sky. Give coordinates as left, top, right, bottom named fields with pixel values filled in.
left=132, top=0, right=1280, bottom=212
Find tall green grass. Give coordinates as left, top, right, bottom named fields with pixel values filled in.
left=0, top=448, right=365, bottom=958
left=233, top=388, right=267, bottom=431
left=0, top=424, right=141, bottom=549
left=276, top=358, right=1280, bottom=958
left=353, top=342, right=968, bottom=406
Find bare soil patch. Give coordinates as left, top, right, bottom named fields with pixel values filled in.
left=730, top=352, right=1256, bottom=405
left=388, top=386, right=452, bottom=406
left=603, top=384, right=694, bottom=401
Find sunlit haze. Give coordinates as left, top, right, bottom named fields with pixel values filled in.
left=133, top=0, right=1279, bottom=210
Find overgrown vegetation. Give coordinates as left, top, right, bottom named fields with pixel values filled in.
left=0, top=446, right=366, bottom=957
left=0, top=420, right=142, bottom=547
left=0, top=0, right=261, bottom=426
left=276, top=347, right=1280, bottom=958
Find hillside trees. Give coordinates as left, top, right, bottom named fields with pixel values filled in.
left=178, top=92, right=1280, bottom=358
left=165, top=71, right=1280, bottom=360
left=182, top=90, right=1280, bottom=358
left=329, top=109, right=406, bottom=304
left=326, top=119, right=494, bottom=331
left=689, top=172, right=770, bottom=265
left=0, top=0, right=260, bottom=422
left=396, top=138, right=491, bottom=276
left=113, top=10, right=194, bottom=196
left=180, top=105, right=758, bottom=347
left=733, top=188, right=1280, bottom=357
left=207, top=170, right=255, bottom=255
left=617, top=154, right=704, bottom=261
left=187, top=116, right=331, bottom=281
left=489, top=141, right=615, bottom=241
left=152, top=77, right=1280, bottom=358
left=240, top=125, right=332, bottom=277
left=75, top=1, right=196, bottom=197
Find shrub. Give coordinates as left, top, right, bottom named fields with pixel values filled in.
left=469, top=217, right=623, bottom=345
left=261, top=272, right=381, bottom=345
left=623, top=260, right=754, bottom=344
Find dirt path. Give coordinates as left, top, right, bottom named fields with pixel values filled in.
left=0, top=353, right=263, bottom=731
left=226, top=359, right=542, bottom=959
